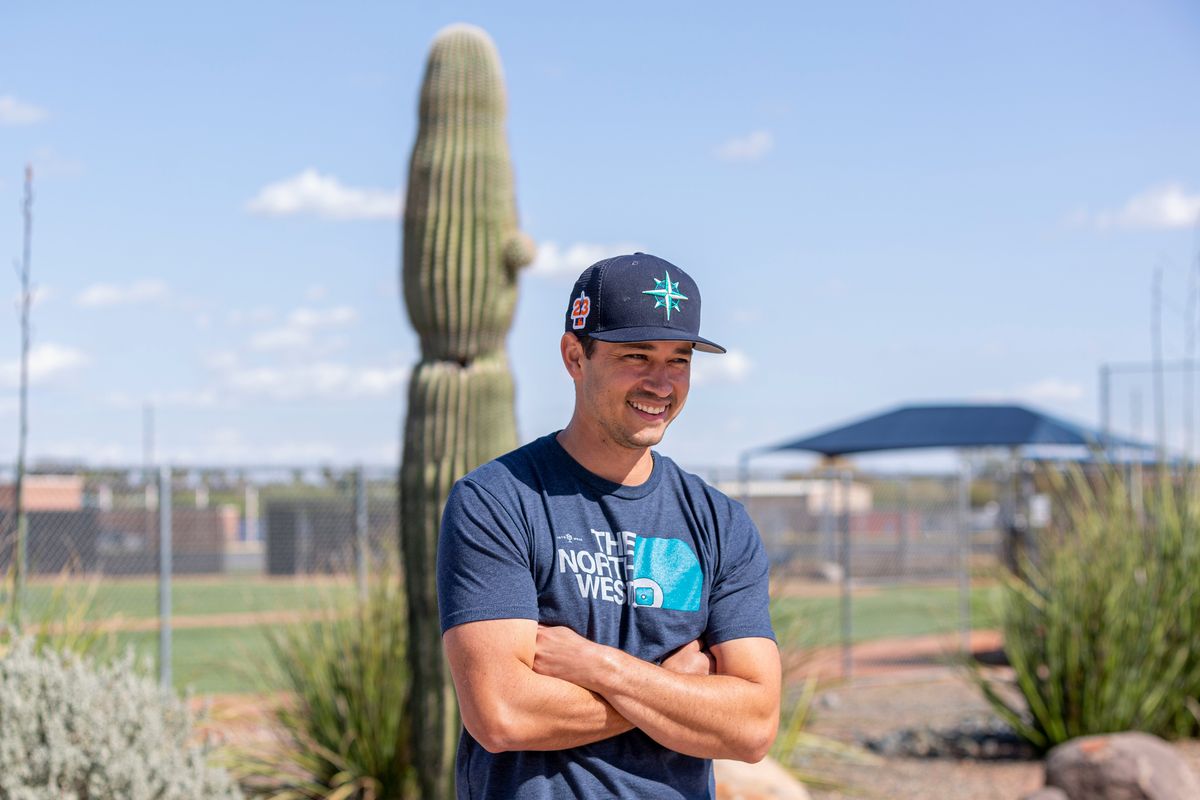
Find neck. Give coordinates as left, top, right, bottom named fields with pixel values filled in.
left=556, top=421, right=655, bottom=486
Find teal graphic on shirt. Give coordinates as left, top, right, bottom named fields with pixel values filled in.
left=628, top=536, right=703, bottom=611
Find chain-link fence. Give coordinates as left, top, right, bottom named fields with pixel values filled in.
left=0, top=461, right=1008, bottom=689
left=718, top=467, right=1002, bottom=677
left=0, top=465, right=398, bottom=693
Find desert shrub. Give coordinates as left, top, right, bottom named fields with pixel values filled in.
left=976, top=465, right=1200, bottom=751
left=235, top=568, right=414, bottom=799
left=0, top=637, right=242, bottom=799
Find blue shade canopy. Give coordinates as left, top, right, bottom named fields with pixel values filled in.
left=764, top=403, right=1151, bottom=457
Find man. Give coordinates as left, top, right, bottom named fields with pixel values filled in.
left=438, top=253, right=780, bottom=799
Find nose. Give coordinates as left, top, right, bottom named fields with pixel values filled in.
left=640, top=364, right=673, bottom=397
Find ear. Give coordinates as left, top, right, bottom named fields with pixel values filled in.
left=560, top=333, right=585, bottom=379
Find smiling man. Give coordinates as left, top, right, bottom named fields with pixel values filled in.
left=438, top=253, right=780, bottom=799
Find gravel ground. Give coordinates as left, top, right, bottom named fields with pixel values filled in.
left=791, top=668, right=1200, bottom=800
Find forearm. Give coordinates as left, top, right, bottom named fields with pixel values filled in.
left=582, top=646, right=777, bottom=761
left=444, top=621, right=633, bottom=754
left=464, top=664, right=634, bottom=752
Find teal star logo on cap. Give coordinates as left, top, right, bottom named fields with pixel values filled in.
left=642, top=270, right=689, bottom=321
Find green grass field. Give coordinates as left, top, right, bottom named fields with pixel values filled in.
left=18, top=577, right=1005, bottom=694
left=23, top=577, right=358, bottom=620
left=771, top=583, right=1003, bottom=649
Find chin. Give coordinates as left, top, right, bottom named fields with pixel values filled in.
left=625, top=427, right=668, bottom=448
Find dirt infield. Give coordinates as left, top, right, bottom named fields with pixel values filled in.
left=789, top=630, right=1004, bottom=680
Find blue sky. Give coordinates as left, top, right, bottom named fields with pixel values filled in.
left=0, top=2, right=1197, bottom=470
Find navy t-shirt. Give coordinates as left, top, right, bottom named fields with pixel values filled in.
left=437, top=433, right=775, bottom=800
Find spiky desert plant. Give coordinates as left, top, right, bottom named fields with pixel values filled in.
left=232, top=562, right=413, bottom=799
left=399, top=23, right=534, bottom=799
left=973, top=465, right=1200, bottom=751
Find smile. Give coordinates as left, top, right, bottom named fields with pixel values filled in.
left=629, top=400, right=668, bottom=416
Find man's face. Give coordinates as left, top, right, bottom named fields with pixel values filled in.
left=570, top=338, right=693, bottom=450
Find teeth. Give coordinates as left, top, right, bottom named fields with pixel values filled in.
left=630, top=401, right=667, bottom=415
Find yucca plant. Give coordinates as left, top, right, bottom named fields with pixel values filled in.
left=234, top=566, right=414, bottom=799
left=974, top=463, right=1200, bottom=751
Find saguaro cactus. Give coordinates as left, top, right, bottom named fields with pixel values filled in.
left=400, top=23, right=533, bottom=799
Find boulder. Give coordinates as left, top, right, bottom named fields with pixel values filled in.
left=714, top=756, right=810, bottom=800
left=1044, top=732, right=1200, bottom=800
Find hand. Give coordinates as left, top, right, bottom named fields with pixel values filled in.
left=661, top=639, right=717, bottom=676
left=533, top=625, right=603, bottom=687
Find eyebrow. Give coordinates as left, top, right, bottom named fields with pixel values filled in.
left=620, top=342, right=694, bottom=355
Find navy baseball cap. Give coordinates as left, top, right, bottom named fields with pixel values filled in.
left=564, top=253, right=726, bottom=354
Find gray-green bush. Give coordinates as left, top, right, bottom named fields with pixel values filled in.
left=0, top=637, right=242, bottom=799
left=976, top=465, right=1200, bottom=751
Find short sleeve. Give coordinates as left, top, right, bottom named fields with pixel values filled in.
left=437, top=477, right=540, bottom=633
left=705, top=502, right=775, bottom=646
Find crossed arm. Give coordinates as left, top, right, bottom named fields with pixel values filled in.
left=442, top=618, right=780, bottom=762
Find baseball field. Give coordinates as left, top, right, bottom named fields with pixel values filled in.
left=17, top=576, right=1003, bottom=693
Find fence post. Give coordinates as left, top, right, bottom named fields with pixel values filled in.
left=158, top=465, right=172, bottom=688
left=356, top=464, right=368, bottom=601
left=957, top=460, right=972, bottom=655
left=898, top=474, right=910, bottom=578
left=840, top=470, right=853, bottom=679
left=821, top=470, right=835, bottom=565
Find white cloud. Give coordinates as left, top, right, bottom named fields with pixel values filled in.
left=246, top=169, right=401, bottom=220
left=0, top=342, right=87, bottom=387
left=305, top=284, right=328, bottom=301
left=1076, top=183, right=1200, bottom=230
left=75, top=279, right=168, bottom=308
left=690, top=349, right=751, bottom=386
left=530, top=241, right=644, bottom=279
left=714, top=130, right=773, bottom=162
left=224, top=362, right=408, bottom=400
left=249, top=305, right=358, bottom=352
left=0, top=95, right=47, bottom=126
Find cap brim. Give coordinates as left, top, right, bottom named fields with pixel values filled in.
left=589, top=326, right=726, bottom=354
